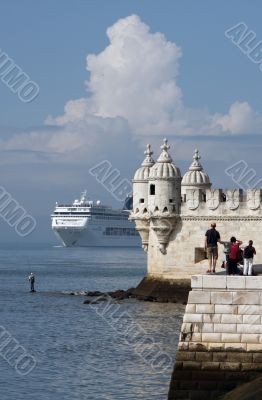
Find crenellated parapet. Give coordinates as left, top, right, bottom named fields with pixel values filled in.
left=181, top=188, right=262, bottom=217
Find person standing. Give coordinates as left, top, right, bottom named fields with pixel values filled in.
left=205, top=223, right=221, bottom=273
left=28, top=272, right=35, bottom=292
left=243, top=240, right=256, bottom=276
left=228, top=237, right=243, bottom=275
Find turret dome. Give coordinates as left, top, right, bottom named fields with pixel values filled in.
left=181, top=149, right=211, bottom=190
left=149, top=139, right=181, bottom=179
left=133, top=144, right=154, bottom=181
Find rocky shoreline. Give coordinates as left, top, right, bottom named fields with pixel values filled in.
left=82, top=276, right=191, bottom=305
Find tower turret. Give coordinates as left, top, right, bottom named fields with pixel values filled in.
left=133, top=144, right=154, bottom=215
left=181, top=149, right=211, bottom=197
left=148, top=139, right=182, bottom=254
left=130, top=144, right=155, bottom=252
left=148, top=139, right=181, bottom=215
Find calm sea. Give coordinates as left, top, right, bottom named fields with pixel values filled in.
left=0, top=244, right=184, bottom=400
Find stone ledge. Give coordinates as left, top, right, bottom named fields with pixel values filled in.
left=191, top=275, right=262, bottom=291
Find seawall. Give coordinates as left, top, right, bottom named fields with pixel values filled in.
left=168, top=275, right=262, bottom=399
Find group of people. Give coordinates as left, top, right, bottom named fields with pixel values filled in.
left=205, top=223, right=256, bottom=276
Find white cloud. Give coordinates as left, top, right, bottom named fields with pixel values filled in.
left=47, top=14, right=262, bottom=138
left=1, top=14, right=262, bottom=165
left=212, top=101, right=262, bottom=134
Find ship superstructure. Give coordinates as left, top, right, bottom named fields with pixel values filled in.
left=51, top=191, right=140, bottom=247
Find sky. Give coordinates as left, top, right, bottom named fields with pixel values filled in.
left=0, top=0, right=262, bottom=242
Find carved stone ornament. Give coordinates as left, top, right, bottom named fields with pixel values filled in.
left=226, top=189, right=240, bottom=210
left=206, top=189, right=220, bottom=210
left=133, top=218, right=150, bottom=252
left=187, top=189, right=200, bottom=210
left=151, top=216, right=177, bottom=254
left=247, top=189, right=261, bottom=210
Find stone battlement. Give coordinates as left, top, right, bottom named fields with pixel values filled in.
left=181, top=188, right=262, bottom=216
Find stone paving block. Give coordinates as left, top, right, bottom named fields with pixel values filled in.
left=203, top=314, right=221, bottom=323
left=241, top=334, right=260, bottom=343
left=227, top=352, right=253, bottom=363
left=243, top=315, right=260, bottom=325
left=226, top=276, right=246, bottom=290
left=188, top=291, right=211, bottom=304
left=188, top=342, right=208, bottom=352
left=178, top=342, right=189, bottom=351
left=176, top=351, right=196, bottom=361
left=196, top=304, right=214, bottom=314
left=253, top=353, right=262, bottom=362
left=221, top=314, right=242, bottom=324
left=246, top=343, right=262, bottom=352
left=201, top=323, right=214, bottom=333
left=203, top=275, right=227, bottom=289
left=181, top=322, right=194, bottom=332
left=191, top=333, right=202, bottom=342
left=237, top=324, right=262, bottom=334
left=215, top=305, right=238, bottom=314
left=213, top=352, right=227, bottom=362
left=232, top=291, right=260, bottom=305
left=185, top=303, right=196, bottom=313
left=211, top=291, right=233, bottom=304
left=208, top=342, right=225, bottom=351
left=184, top=313, right=203, bottom=323
left=221, top=333, right=241, bottom=343
left=201, top=361, right=220, bottom=370
left=214, top=323, right=237, bottom=333
left=192, top=322, right=204, bottom=333
left=238, top=305, right=262, bottom=315
left=246, top=276, right=262, bottom=290
left=224, top=343, right=247, bottom=352
left=241, top=362, right=262, bottom=371
left=195, top=352, right=213, bottom=362
left=219, top=362, right=241, bottom=371
left=202, top=333, right=222, bottom=342
left=182, top=361, right=201, bottom=370
left=191, top=275, right=203, bottom=289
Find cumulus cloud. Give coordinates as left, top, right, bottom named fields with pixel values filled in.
left=1, top=14, right=262, bottom=164
left=47, top=14, right=262, bottom=138
left=212, top=101, right=262, bottom=135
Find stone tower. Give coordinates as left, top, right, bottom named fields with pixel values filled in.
left=132, top=144, right=155, bottom=252
left=132, top=139, right=262, bottom=280
left=131, top=139, right=182, bottom=254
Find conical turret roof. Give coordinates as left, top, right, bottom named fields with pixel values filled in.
left=149, top=139, right=181, bottom=179
left=133, top=144, right=155, bottom=181
left=182, top=149, right=211, bottom=187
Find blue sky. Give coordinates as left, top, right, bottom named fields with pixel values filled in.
left=0, top=0, right=262, bottom=242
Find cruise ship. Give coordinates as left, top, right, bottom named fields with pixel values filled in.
left=51, top=191, right=140, bottom=247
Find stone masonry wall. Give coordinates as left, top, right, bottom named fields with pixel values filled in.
left=168, top=275, right=262, bottom=400
left=147, top=218, right=262, bottom=279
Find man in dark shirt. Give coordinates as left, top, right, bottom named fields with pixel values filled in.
left=205, top=223, right=221, bottom=273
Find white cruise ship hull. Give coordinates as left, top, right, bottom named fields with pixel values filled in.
left=53, top=226, right=140, bottom=247
left=51, top=192, right=140, bottom=247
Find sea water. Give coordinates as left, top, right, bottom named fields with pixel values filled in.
left=0, top=244, right=184, bottom=400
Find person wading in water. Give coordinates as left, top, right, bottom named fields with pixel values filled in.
left=28, top=272, right=35, bottom=292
